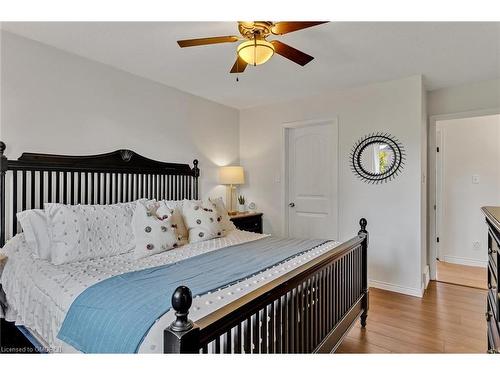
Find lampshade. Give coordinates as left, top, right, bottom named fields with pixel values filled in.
left=219, top=166, right=245, bottom=185
left=237, top=39, right=274, bottom=66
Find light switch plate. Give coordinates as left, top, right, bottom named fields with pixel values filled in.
left=472, top=175, right=480, bottom=184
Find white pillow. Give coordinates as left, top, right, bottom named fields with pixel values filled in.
left=182, top=200, right=225, bottom=243
left=162, top=200, right=184, bottom=209
left=16, top=209, right=52, bottom=260
left=208, top=197, right=237, bottom=233
left=44, top=201, right=137, bottom=265
left=131, top=201, right=179, bottom=259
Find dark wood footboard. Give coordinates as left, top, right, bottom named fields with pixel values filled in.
left=164, top=219, right=369, bottom=354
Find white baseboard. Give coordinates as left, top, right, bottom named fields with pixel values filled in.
left=442, top=255, right=487, bottom=268
left=368, top=279, right=423, bottom=298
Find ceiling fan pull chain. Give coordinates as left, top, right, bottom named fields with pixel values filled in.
left=236, top=51, right=239, bottom=82
left=254, top=36, right=257, bottom=66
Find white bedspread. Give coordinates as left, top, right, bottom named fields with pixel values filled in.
left=0, top=231, right=339, bottom=353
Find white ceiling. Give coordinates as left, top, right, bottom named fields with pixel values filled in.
left=2, top=22, right=499, bottom=109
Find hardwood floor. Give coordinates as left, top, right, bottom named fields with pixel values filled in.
left=336, top=281, right=487, bottom=353
left=436, top=260, right=487, bottom=289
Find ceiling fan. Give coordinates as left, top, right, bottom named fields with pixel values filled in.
left=177, top=21, right=328, bottom=74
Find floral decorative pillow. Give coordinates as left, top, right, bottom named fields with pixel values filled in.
left=182, top=200, right=226, bottom=243
left=157, top=201, right=188, bottom=246
left=131, top=201, right=179, bottom=259
left=44, top=201, right=137, bottom=265
left=208, top=197, right=236, bottom=233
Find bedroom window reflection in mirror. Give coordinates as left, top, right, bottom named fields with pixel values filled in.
left=350, top=133, right=405, bottom=184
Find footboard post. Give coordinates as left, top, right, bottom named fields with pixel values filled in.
left=358, top=218, right=369, bottom=327
left=164, top=286, right=201, bottom=353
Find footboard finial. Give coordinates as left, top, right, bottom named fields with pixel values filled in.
left=358, top=218, right=367, bottom=235
left=164, top=286, right=200, bottom=353
left=170, top=286, right=194, bottom=332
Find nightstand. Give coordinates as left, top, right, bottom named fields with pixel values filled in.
left=229, top=212, right=263, bottom=234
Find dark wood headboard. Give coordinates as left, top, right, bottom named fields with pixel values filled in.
left=0, top=141, right=200, bottom=246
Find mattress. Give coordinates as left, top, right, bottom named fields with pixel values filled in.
left=0, top=230, right=340, bottom=353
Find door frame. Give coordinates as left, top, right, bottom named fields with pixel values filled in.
left=428, top=107, right=500, bottom=280
left=435, top=126, right=443, bottom=263
left=281, top=117, right=339, bottom=237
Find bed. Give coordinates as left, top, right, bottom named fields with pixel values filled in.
left=0, top=141, right=368, bottom=354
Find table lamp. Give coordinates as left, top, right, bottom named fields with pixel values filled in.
left=219, top=166, right=245, bottom=214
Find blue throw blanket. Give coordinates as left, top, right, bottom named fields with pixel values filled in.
left=57, top=237, right=329, bottom=353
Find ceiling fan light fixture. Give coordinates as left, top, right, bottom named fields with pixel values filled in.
left=237, top=39, right=274, bottom=66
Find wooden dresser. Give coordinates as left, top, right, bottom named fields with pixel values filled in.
left=482, top=206, right=500, bottom=353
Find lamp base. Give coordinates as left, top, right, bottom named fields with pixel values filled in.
left=226, top=184, right=238, bottom=214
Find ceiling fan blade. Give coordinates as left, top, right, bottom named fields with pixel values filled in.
left=271, top=40, right=314, bottom=66
left=271, top=21, right=328, bottom=35
left=230, top=56, right=248, bottom=73
left=177, top=36, right=240, bottom=48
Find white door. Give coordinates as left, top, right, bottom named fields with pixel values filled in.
left=286, top=122, right=338, bottom=239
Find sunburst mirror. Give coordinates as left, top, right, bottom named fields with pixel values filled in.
left=350, top=133, right=405, bottom=184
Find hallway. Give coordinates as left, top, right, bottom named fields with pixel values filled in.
left=436, top=260, right=487, bottom=289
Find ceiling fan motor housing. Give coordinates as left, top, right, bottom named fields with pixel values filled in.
left=238, top=21, right=274, bottom=40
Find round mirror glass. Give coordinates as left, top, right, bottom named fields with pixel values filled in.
left=359, top=142, right=396, bottom=175
left=350, top=133, right=405, bottom=184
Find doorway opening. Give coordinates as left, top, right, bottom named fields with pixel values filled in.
left=433, top=113, right=500, bottom=289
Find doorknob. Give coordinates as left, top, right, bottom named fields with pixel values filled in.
left=289, top=202, right=295, bottom=207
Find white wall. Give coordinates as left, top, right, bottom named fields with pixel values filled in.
left=0, top=31, right=240, bottom=199
left=427, top=79, right=500, bottom=116
left=437, top=114, right=500, bottom=267
left=0, top=29, right=3, bottom=142
left=240, top=75, right=426, bottom=296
